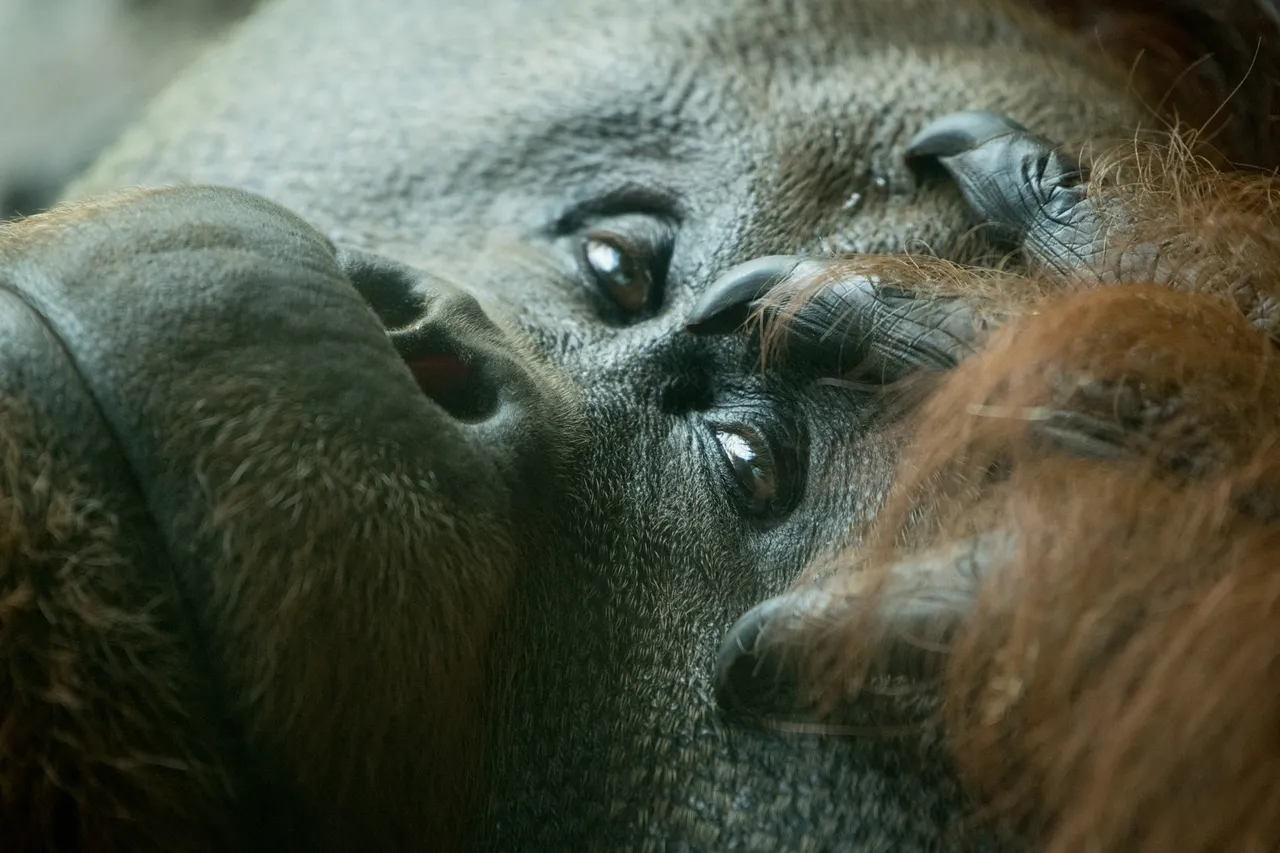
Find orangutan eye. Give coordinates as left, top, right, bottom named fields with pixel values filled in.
left=712, top=424, right=784, bottom=517
left=579, top=214, right=674, bottom=318
left=584, top=233, right=651, bottom=314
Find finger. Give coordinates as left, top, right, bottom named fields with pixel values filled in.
left=684, top=254, right=813, bottom=335
left=1029, top=410, right=1138, bottom=461
left=906, top=110, right=1105, bottom=276
left=714, top=587, right=834, bottom=723
left=687, top=255, right=980, bottom=381
left=714, top=535, right=1001, bottom=721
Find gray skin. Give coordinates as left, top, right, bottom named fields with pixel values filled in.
left=52, top=0, right=1148, bottom=849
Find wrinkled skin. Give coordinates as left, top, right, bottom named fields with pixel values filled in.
left=31, top=0, right=1148, bottom=849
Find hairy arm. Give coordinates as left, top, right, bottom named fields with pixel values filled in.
left=710, top=110, right=1280, bottom=853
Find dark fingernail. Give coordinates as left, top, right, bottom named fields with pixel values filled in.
left=686, top=255, right=805, bottom=335
left=714, top=588, right=833, bottom=722
left=905, top=110, right=1032, bottom=162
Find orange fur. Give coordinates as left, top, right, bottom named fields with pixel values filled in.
left=0, top=399, right=247, bottom=852
left=1033, top=0, right=1280, bottom=172
left=764, top=127, right=1280, bottom=853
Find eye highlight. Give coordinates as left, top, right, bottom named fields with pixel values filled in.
left=715, top=426, right=778, bottom=511
left=583, top=232, right=651, bottom=314
left=711, top=423, right=801, bottom=519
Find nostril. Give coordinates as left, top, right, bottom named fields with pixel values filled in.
left=406, top=353, right=499, bottom=423
left=336, top=244, right=424, bottom=330
left=335, top=244, right=507, bottom=424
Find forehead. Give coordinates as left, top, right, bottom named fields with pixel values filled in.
left=79, top=0, right=1140, bottom=263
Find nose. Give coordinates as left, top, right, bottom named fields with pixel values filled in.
left=337, top=245, right=510, bottom=423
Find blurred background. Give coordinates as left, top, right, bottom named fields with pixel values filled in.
left=0, top=0, right=258, bottom=219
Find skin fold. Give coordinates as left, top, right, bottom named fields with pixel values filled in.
left=1, top=0, right=1248, bottom=849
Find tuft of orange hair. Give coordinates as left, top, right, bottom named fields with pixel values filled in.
left=755, top=118, right=1280, bottom=853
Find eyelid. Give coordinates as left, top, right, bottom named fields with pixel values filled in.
left=549, top=187, right=681, bottom=237
left=586, top=215, right=677, bottom=259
